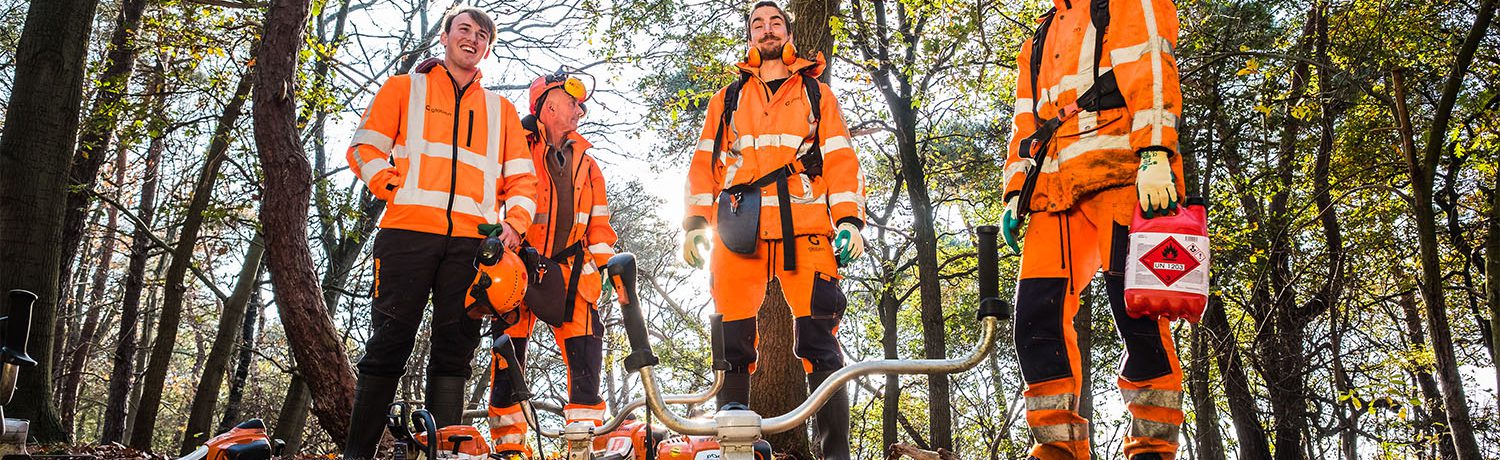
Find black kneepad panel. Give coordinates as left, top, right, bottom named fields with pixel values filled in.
left=1014, top=278, right=1072, bottom=383
left=1107, top=275, right=1173, bottom=381
left=722, top=318, right=759, bottom=373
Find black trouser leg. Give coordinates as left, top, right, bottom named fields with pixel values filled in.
left=808, top=370, right=850, bottom=460
left=342, top=373, right=400, bottom=459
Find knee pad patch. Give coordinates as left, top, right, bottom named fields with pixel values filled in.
left=1015, top=277, right=1071, bottom=383
left=722, top=318, right=759, bottom=373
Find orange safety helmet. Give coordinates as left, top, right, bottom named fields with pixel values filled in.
left=466, top=235, right=528, bottom=320
left=528, top=68, right=591, bottom=115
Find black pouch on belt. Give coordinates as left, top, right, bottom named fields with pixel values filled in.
left=520, top=242, right=584, bottom=327
left=716, top=185, right=762, bottom=255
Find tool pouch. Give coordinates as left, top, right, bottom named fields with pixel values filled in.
left=716, top=186, right=761, bottom=255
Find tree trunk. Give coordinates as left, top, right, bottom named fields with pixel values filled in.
left=131, top=67, right=254, bottom=450
left=180, top=237, right=264, bottom=454
left=58, top=0, right=150, bottom=335
left=880, top=283, right=899, bottom=449
left=218, top=285, right=262, bottom=434
left=1202, top=294, right=1269, bottom=459
left=100, top=76, right=168, bottom=443
left=272, top=376, right=313, bottom=454
left=0, top=0, right=100, bottom=443
left=1489, top=149, right=1500, bottom=416
left=750, top=281, right=813, bottom=459
left=1392, top=62, right=1486, bottom=459
left=252, top=0, right=357, bottom=444
left=1186, top=325, right=1225, bottom=460
left=59, top=142, right=129, bottom=436
left=1399, top=291, right=1458, bottom=460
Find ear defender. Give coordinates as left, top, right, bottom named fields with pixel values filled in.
left=745, top=43, right=797, bottom=66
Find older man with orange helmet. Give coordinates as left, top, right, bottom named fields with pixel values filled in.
left=341, top=6, right=537, bottom=459
left=486, top=70, right=618, bottom=459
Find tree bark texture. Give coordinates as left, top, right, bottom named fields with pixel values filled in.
left=252, top=0, right=357, bottom=444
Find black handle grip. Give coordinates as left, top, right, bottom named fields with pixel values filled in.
left=975, top=226, right=1009, bottom=320
left=493, top=335, right=532, bottom=402
left=2, top=290, right=35, bottom=367
left=610, top=253, right=658, bottom=372
left=710, top=314, right=727, bottom=371
left=387, top=402, right=414, bottom=443
left=412, top=409, right=438, bottom=459
left=448, top=434, right=472, bottom=455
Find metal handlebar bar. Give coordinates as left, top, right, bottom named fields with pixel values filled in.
left=622, top=226, right=1009, bottom=436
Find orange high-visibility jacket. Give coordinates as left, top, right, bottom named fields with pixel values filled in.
left=524, top=128, right=618, bottom=273
left=684, top=54, right=866, bottom=238
left=347, top=64, right=538, bottom=238
left=1004, top=0, right=1186, bottom=213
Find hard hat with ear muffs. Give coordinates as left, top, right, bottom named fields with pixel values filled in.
left=465, top=227, right=528, bottom=320
left=527, top=68, right=592, bottom=116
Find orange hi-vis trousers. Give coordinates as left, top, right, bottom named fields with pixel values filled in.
left=1014, top=187, right=1183, bottom=460
left=487, top=284, right=606, bottom=453
left=712, top=233, right=847, bottom=376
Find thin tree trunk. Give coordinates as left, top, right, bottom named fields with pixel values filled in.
left=127, top=274, right=164, bottom=443
left=180, top=237, right=264, bottom=454
left=59, top=142, right=129, bottom=436
left=0, top=0, right=101, bottom=442
left=218, top=284, right=262, bottom=434
left=1392, top=63, right=1486, bottom=459
left=272, top=376, right=312, bottom=454
left=1399, top=291, right=1458, bottom=460
left=253, top=0, right=357, bottom=444
left=880, top=283, right=899, bottom=450
left=58, top=0, right=150, bottom=336
left=1187, top=325, right=1225, bottom=460
left=132, top=67, right=254, bottom=450
left=750, top=281, right=813, bottom=459
left=100, top=75, right=168, bottom=443
left=54, top=208, right=97, bottom=388
left=1488, top=149, right=1500, bottom=416
left=1202, top=294, right=1269, bottom=459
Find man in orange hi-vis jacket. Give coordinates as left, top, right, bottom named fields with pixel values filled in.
left=341, top=7, right=537, bottom=459
left=486, top=71, right=618, bottom=459
left=1001, top=0, right=1187, bottom=459
left=681, top=2, right=866, bottom=459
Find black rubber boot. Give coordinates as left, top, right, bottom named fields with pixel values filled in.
left=808, top=370, right=850, bottom=460
left=342, top=373, right=400, bottom=459
left=1130, top=454, right=1164, bottom=460
left=425, top=375, right=469, bottom=427
left=716, top=372, right=752, bottom=410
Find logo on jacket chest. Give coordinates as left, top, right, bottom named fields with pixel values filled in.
left=425, top=104, right=454, bottom=117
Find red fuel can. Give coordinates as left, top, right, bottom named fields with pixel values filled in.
left=1124, top=197, right=1210, bottom=322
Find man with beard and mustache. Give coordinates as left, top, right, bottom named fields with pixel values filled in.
left=681, top=2, right=867, bottom=458
left=341, top=6, right=537, bottom=458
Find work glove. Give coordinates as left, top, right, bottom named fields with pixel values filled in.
left=369, top=168, right=403, bottom=202
left=1001, top=195, right=1022, bottom=254
left=599, top=264, right=613, bottom=300
left=1136, top=149, right=1178, bottom=218
left=682, top=228, right=710, bottom=268
left=479, top=223, right=522, bottom=250
left=833, top=222, right=864, bottom=266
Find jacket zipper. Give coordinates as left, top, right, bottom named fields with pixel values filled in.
left=466, top=110, right=474, bottom=147
left=445, top=74, right=470, bottom=238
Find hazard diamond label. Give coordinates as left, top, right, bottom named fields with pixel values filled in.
left=1138, top=236, right=1200, bottom=286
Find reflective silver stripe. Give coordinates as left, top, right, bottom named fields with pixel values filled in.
left=488, top=411, right=526, bottom=428
left=1130, top=418, right=1180, bottom=441
left=695, top=139, right=717, bottom=154
left=759, top=194, right=827, bottom=207
left=1121, top=389, right=1183, bottom=411
left=1109, top=36, right=1176, bottom=68
left=359, top=158, right=394, bottom=183
left=1030, top=422, right=1089, bottom=443
left=828, top=191, right=865, bottom=207
left=575, top=212, right=590, bottom=225
left=398, top=73, right=428, bottom=197
left=1130, top=108, right=1179, bottom=133
left=481, top=90, right=503, bottom=224
left=1136, top=0, right=1168, bottom=145
left=505, top=196, right=537, bottom=219
left=351, top=129, right=395, bottom=154
left=590, top=205, right=611, bottom=217
left=1013, top=98, right=1034, bottom=118
left=1024, top=393, right=1076, bottom=412
left=503, top=158, right=535, bottom=176
left=1002, top=159, right=1032, bottom=192
left=686, top=193, right=715, bottom=207
left=1045, top=134, right=1131, bottom=173
left=588, top=242, right=614, bottom=255
left=565, top=407, right=607, bottom=422
left=732, top=133, right=808, bottom=152
left=822, top=135, right=852, bottom=153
